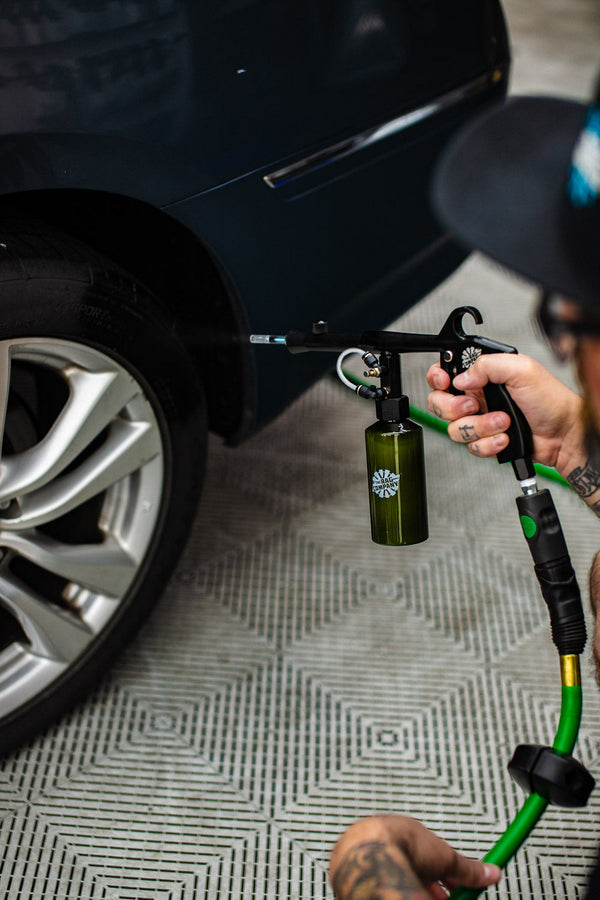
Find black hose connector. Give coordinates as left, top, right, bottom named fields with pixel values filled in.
left=509, top=744, right=595, bottom=807
left=534, top=558, right=587, bottom=654
left=357, top=384, right=387, bottom=400
left=516, top=490, right=587, bottom=655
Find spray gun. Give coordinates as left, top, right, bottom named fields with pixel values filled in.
left=251, top=306, right=594, bottom=897
left=253, top=306, right=534, bottom=544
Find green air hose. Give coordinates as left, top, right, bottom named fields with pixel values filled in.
left=448, top=661, right=582, bottom=900
left=342, top=369, right=587, bottom=898
left=252, top=321, right=591, bottom=899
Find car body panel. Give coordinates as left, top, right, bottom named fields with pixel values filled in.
left=0, top=0, right=510, bottom=435
left=1, top=1, right=508, bottom=185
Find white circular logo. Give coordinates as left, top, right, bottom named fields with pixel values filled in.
left=372, top=468, right=400, bottom=498
left=461, top=346, right=482, bottom=370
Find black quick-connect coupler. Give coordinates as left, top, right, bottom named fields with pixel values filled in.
left=509, top=744, right=595, bottom=807
left=516, top=490, right=587, bottom=656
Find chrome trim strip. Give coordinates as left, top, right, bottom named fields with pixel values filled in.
left=263, top=71, right=502, bottom=189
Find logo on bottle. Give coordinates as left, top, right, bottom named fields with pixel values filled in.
left=372, top=468, right=400, bottom=498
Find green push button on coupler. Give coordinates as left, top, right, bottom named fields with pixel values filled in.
left=521, top=515, right=537, bottom=539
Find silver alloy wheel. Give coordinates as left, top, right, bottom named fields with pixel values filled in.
left=0, top=338, right=164, bottom=717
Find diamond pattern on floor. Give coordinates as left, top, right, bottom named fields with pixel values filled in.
left=4, top=250, right=600, bottom=899
left=4, top=7, right=600, bottom=891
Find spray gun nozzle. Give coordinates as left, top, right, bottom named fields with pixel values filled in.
left=249, top=334, right=287, bottom=345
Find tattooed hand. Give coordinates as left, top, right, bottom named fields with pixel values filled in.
left=329, top=816, right=501, bottom=900
left=426, top=353, right=584, bottom=476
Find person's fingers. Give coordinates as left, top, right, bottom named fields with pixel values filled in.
left=452, top=352, right=534, bottom=392
left=447, top=410, right=511, bottom=447
left=329, top=816, right=502, bottom=900
left=385, top=816, right=502, bottom=893
left=465, top=433, right=510, bottom=458
left=427, top=390, right=481, bottom=422
left=426, top=364, right=451, bottom=391
left=427, top=882, right=451, bottom=900
left=443, top=852, right=502, bottom=890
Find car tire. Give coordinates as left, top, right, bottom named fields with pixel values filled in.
left=0, top=221, right=207, bottom=754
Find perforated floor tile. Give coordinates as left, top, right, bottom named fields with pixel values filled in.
left=3, top=4, right=600, bottom=898
left=4, top=257, right=600, bottom=898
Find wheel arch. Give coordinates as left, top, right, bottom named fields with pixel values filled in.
left=0, top=188, right=255, bottom=444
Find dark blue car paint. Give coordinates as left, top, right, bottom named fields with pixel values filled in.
left=0, top=0, right=510, bottom=441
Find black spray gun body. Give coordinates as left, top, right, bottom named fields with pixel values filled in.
left=251, top=306, right=593, bottom=869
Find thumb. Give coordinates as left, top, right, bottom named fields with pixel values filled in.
left=445, top=853, right=502, bottom=890
left=453, top=352, right=528, bottom=392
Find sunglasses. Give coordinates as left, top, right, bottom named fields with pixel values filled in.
left=537, top=292, right=600, bottom=361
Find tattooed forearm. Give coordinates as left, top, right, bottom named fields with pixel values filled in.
left=331, top=841, right=428, bottom=900
left=567, top=460, right=600, bottom=499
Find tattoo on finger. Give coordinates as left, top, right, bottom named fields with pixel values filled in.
left=458, top=423, right=479, bottom=442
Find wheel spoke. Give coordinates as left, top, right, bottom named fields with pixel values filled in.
left=0, top=331, right=168, bottom=736
left=2, top=418, right=161, bottom=530
left=0, top=345, right=12, bottom=454
left=0, top=367, right=140, bottom=501
left=1, top=530, right=138, bottom=596
left=0, top=572, right=92, bottom=662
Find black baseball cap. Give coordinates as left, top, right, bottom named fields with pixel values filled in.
left=433, top=79, right=600, bottom=311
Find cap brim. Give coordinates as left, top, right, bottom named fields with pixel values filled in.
left=433, top=96, right=598, bottom=308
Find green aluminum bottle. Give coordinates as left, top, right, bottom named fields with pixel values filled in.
left=365, top=397, right=428, bottom=546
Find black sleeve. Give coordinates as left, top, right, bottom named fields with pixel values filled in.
left=584, top=846, right=600, bottom=899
